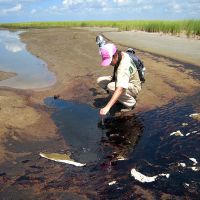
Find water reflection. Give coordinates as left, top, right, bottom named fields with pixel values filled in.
left=0, top=30, right=56, bottom=89
left=1, top=30, right=25, bottom=53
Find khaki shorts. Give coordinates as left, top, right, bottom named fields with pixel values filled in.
left=97, top=76, right=139, bottom=108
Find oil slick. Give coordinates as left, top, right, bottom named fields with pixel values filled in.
left=40, top=152, right=86, bottom=167
left=131, top=168, right=170, bottom=183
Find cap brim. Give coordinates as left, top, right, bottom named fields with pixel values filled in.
left=101, top=57, right=112, bottom=67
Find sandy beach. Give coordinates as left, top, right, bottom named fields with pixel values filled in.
left=0, top=28, right=200, bottom=199
left=103, top=30, right=200, bottom=67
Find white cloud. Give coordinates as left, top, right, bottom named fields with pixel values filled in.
left=62, top=0, right=82, bottom=8
left=0, top=0, right=16, bottom=2
left=50, top=6, right=58, bottom=10
left=60, top=0, right=141, bottom=12
left=62, top=0, right=73, bottom=7
left=172, top=2, right=182, bottom=13
left=143, top=5, right=152, bottom=10
left=5, top=43, right=24, bottom=53
left=113, top=0, right=129, bottom=5
left=1, top=4, right=22, bottom=15
left=0, top=0, right=39, bottom=2
left=61, top=0, right=108, bottom=10
left=31, top=8, right=36, bottom=14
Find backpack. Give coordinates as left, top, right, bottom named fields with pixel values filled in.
left=126, top=48, right=146, bottom=83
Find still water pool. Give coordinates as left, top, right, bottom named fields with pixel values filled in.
left=0, top=30, right=56, bottom=89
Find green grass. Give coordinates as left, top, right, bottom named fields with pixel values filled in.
left=0, top=20, right=200, bottom=37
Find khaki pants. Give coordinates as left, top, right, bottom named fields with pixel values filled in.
left=97, top=76, right=138, bottom=108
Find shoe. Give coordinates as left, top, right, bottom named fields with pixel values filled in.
left=120, top=107, right=133, bottom=112
left=120, top=103, right=136, bottom=112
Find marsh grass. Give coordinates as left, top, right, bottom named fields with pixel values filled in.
left=0, top=20, right=199, bottom=37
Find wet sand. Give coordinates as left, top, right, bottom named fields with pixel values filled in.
left=0, top=71, right=16, bottom=81
left=21, top=28, right=200, bottom=110
left=0, top=28, right=200, bottom=199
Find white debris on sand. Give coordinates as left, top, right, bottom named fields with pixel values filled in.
left=182, top=123, right=188, bottom=127
left=189, top=113, right=199, bottom=117
left=178, top=163, right=186, bottom=167
left=170, top=130, right=184, bottom=137
left=116, top=155, right=128, bottom=161
left=189, top=113, right=200, bottom=121
left=108, top=181, right=117, bottom=185
left=189, top=158, right=198, bottom=165
left=131, top=168, right=170, bottom=183
left=185, top=130, right=199, bottom=136
left=39, top=153, right=86, bottom=167
left=178, top=158, right=199, bottom=171
left=186, top=132, right=191, bottom=136
left=192, top=130, right=198, bottom=134
left=184, top=183, right=190, bottom=187
left=170, top=129, right=200, bottom=137
left=189, top=167, right=199, bottom=171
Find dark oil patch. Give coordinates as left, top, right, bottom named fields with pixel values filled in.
left=43, top=92, right=200, bottom=198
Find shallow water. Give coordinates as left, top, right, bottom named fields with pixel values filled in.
left=44, top=98, right=143, bottom=163
left=44, top=92, right=200, bottom=198
left=0, top=30, right=56, bottom=89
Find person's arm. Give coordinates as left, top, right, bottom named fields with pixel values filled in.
left=100, top=87, right=124, bottom=116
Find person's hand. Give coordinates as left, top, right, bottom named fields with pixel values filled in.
left=99, top=87, right=123, bottom=116
left=100, top=106, right=110, bottom=116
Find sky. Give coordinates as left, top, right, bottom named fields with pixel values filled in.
left=0, top=0, right=200, bottom=23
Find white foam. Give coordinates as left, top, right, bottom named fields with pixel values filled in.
left=189, top=158, right=198, bottom=165
left=170, top=130, right=184, bottom=137
left=178, top=163, right=186, bottom=167
left=39, top=153, right=86, bottom=167
left=108, top=181, right=117, bottom=185
left=131, top=168, right=170, bottom=183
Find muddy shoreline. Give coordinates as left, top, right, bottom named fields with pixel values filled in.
left=0, top=28, right=200, bottom=199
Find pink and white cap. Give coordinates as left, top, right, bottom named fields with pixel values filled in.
left=100, top=43, right=117, bottom=66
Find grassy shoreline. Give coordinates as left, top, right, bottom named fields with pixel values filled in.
left=0, top=20, right=199, bottom=37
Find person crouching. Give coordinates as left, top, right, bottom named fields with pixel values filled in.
left=97, top=43, right=142, bottom=116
